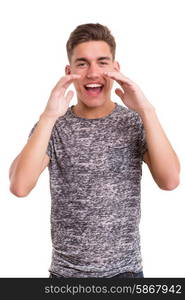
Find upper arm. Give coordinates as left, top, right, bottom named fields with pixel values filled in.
left=143, top=150, right=150, bottom=165
left=40, top=154, right=50, bottom=173
left=143, top=151, right=152, bottom=168
left=143, top=151, right=156, bottom=181
left=9, top=154, right=21, bottom=180
left=9, top=153, right=50, bottom=180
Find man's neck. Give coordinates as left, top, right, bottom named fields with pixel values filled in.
left=72, top=100, right=116, bottom=119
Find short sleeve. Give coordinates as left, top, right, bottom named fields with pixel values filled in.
left=132, top=112, right=148, bottom=158
left=28, top=122, right=54, bottom=159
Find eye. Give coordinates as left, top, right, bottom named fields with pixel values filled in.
left=99, top=62, right=109, bottom=67
left=77, top=63, right=87, bottom=67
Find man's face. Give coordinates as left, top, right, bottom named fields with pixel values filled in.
left=66, top=41, right=119, bottom=107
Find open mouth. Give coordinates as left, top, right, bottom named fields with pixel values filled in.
left=84, top=83, right=104, bottom=96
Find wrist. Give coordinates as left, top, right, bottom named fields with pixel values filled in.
left=138, top=104, right=156, bottom=119
left=39, top=112, right=58, bottom=124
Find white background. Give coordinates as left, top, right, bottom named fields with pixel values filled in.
left=0, top=0, right=184, bottom=277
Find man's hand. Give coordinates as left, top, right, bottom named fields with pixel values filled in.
left=42, top=74, right=81, bottom=120
left=104, top=71, right=154, bottom=114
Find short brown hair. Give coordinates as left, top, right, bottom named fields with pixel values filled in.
left=66, top=23, right=116, bottom=62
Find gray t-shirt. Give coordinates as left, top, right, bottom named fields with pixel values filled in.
left=30, top=102, right=147, bottom=278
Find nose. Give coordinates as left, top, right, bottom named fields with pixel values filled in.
left=86, top=63, right=100, bottom=80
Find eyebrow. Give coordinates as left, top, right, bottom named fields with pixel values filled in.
left=74, top=56, right=111, bottom=63
left=98, top=56, right=111, bottom=61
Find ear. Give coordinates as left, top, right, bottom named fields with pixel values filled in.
left=113, top=61, right=120, bottom=72
left=65, top=65, right=71, bottom=75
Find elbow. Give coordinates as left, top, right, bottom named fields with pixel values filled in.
left=158, top=176, right=180, bottom=191
left=10, top=184, right=30, bottom=198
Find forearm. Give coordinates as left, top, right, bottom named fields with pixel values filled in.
left=9, top=74, right=80, bottom=197
left=104, top=71, right=180, bottom=189
left=9, top=114, right=57, bottom=196
left=140, top=107, right=180, bottom=188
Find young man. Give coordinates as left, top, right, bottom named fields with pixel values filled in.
left=9, top=23, right=180, bottom=278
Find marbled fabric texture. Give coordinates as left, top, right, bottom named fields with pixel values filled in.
left=30, top=102, right=147, bottom=278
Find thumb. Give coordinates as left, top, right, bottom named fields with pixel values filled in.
left=65, top=90, right=74, bottom=104
left=115, top=88, right=124, bottom=100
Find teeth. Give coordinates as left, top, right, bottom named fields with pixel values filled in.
left=85, top=84, right=103, bottom=88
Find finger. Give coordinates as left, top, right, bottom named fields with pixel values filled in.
left=55, top=74, right=81, bottom=92
left=62, top=74, right=81, bottom=89
left=115, top=88, right=125, bottom=100
left=103, top=71, right=132, bottom=86
left=65, top=90, right=74, bottom=104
